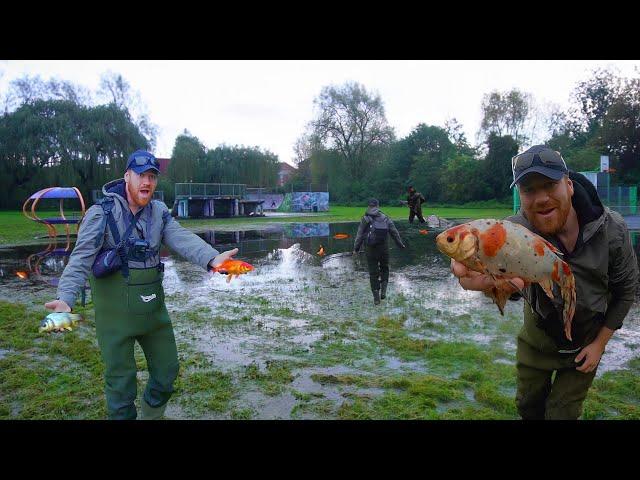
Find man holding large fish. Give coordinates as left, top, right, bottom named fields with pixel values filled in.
left=44, top=150, right=240, bottom=420
left=440, top=145, right=638, bottom=420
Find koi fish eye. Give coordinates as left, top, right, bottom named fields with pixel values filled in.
left=447, top=236, right=454, bottom=243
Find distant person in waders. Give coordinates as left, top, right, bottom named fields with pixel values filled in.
left=45, top=150, right=238, bottom=420
left=353, top=198, right=406, bottom=305
left=407, top=186, right=426, bottom=223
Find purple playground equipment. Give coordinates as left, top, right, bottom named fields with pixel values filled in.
left=22, top=187, right=87, bottom=252
left=21, top=187, right=89, bottom=304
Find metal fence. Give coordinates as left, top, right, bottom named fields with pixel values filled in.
left=174, top=183, right=246, bottom=197
left=513, top=184, right=637, bottom=216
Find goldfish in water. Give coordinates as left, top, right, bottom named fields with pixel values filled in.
left=436, top=219, right=576, bottom=341
left=317, top=245, right=326, bottom=256
left=211, top=259, right=254, bottom=283
left=419, top=229, right=428, bottom=235
left=39, top=312, right=83, bottom=333
left=333, top=233, right=351, bottom=240
left=16, top=271, right=29, bottom=280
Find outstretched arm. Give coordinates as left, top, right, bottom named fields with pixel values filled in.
left=161, top=207, right=221, bottom=269
left=388, top=220, right=405, bottom=248
left=50, top=205, right=105, bottom=310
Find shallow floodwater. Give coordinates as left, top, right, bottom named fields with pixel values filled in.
left=2, top=221, right=640, bottom=418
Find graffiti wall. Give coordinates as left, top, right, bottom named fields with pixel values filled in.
left=287, top=192, right=329, bottom=212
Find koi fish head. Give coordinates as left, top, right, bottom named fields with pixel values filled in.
left=435, top=224, right=478, bottom=261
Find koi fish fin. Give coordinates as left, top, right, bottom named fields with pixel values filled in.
left=64, top=326, right=73, bottom=331
left=558, top=261, right=576, bottom=342
left=483, top=269, right=507, bottom=316
left=226, top=274, right=233, bottom=283
left=539, top=278, right=554, bottom=300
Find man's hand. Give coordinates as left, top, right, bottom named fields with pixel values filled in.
left=450, top=259, right=524, bottom=294
left=575, top=341, right=605, bottom=373
left=208, top=248, right=239, bottom=270
left=44, top=300, right=71, bottom=313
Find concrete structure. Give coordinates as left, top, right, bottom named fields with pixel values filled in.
left=172, top=183, right=265, bottom=219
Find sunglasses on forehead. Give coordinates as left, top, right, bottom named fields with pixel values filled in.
left=132, top=155, right=159, bottom=168
left=511, top=149, right=567, bottom=173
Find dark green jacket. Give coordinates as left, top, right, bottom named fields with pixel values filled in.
left=508, top=172, right=638, bottom=351
left=354, top=207, right=404, bottom=252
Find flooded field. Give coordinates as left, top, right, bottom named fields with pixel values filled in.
left=1, top=221, right=640, bottom=419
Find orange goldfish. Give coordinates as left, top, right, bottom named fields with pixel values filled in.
left=16, top=271, right=29, bottom=280
left=212, top=259, right=254, bottom=283
left=436, top=219, right=576, bottom=341
left=333, top=233, right=350, bottom=239
left=419, top=229, right=428, bottom=235
left=317, top=245, right=326, bottom=256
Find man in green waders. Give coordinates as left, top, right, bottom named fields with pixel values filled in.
left=45, top=150, right=238, bottom=420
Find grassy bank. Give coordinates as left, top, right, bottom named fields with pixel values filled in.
left=0, top=205, right=513, bottom=247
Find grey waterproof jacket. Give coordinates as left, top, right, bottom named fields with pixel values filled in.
left=56, top=178, right=220, bottom=308
left=354, top=207, right=405, bottom=252
left=508, top=172, right=638, bottom=350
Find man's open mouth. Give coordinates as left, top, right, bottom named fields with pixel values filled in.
left=537, top=207, right=555, bottom=216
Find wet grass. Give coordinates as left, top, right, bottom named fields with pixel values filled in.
left=1, top=281, right=639, bottom=419
left=0, top=300, right=106, bottom=419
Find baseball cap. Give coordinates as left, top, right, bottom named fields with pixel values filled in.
left=368, top=198, right=379, bottom=207
left=510, top=145, right=568, bottom=188
left=126, top=150, right=160, bottom=175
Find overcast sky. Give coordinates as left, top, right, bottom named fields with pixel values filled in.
left=1, top=60, right=639, bottom=165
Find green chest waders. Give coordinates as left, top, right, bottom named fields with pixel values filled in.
left=365, top=242, right=389, bottom=292
left=515, top=303, right=597, bottom=420
left=89, top=266, right=179, bottom=420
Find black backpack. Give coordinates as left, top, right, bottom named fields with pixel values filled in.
left=366, top=214, right=389, bottom=246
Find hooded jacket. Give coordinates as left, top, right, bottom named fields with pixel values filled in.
left=508, top=171, right=639, bottom=351
left=56, top=178, right=220, bottom=308
left=354, top=207, right=405, bottom=252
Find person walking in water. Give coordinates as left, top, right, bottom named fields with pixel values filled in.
left=407, top=186, right=426, bottom=223
left=353, top=198, right=406, bottom=305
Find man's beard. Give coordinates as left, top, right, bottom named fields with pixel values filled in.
left=528, top=199, right=571, bottom=235
left=127, top=182, right=153, bottom=208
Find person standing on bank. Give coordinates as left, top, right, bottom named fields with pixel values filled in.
left=44, top=150, right=238, bottom=420
left=450, top=145, right=638, bottom=420
left=354, top=198, right=406, bottom=305
left=407, top=186, right=426, bottom=224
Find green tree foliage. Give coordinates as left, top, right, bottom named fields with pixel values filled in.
left=548, top=68, right=640, bottom=184
left=0, top=99, right=148, bottom=208
left=480, top=89, right=532, bottom=144
left=483, top=133, right=519, bottom=201
left=310, top=81, right=394, bottom=181
left=166, top=132, right=280, bottom=194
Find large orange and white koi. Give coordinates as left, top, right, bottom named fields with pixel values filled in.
left=211, top=259, right=255, bottom=283
left=435, top=219, right=576, bottom=341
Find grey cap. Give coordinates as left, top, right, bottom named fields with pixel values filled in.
left=511, top=145, right=568, bottom=188
left=368, top=198, right=379, bottom=207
